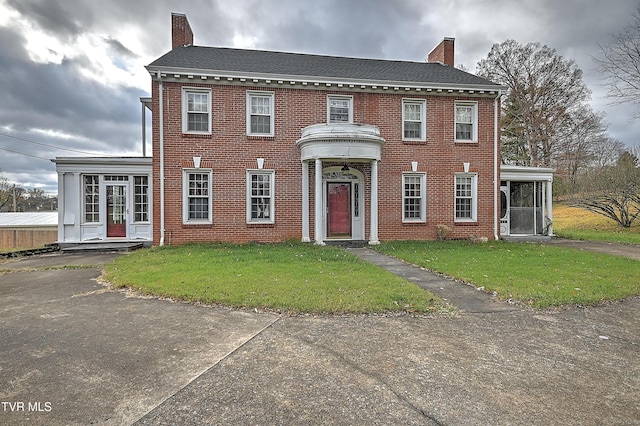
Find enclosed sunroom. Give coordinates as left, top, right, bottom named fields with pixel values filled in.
left=53, top=157, right=153, bottom=247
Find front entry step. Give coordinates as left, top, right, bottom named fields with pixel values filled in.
left=324, top=240, right=368, bottom=248
left=60, top=242, right=145, bottom=253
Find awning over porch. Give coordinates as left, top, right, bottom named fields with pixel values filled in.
left=296, top=123, right=385, bottom=161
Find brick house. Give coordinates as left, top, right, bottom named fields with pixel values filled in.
left=53, top=13, right=554, bottom=247
left=146, top=13, right=509, bottom=246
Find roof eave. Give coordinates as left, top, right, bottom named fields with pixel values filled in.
left=145, top=65, right=507, bottom=94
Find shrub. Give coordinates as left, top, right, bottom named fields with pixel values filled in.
left=436, top=224, right=452, bottom=241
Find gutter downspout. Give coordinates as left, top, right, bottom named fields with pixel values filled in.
left=494, top=90, right=501, bottom=241
left=158, top=71, right=165, bottom=246
left=141, top=101, right=146, bottom=157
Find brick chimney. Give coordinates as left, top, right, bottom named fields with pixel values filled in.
left=171, top=13, right=193, bottom=49
left=427, top=37, right=455, bottom=67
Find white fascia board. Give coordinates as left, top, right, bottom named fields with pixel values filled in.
left=500, top=165, right=556, bottom=182
left=52, top=157, right=152, bottom=174
left=146, top=65, right=507, bottom=94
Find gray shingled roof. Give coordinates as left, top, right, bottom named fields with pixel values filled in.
left=148, top=46, right=501, bottom=88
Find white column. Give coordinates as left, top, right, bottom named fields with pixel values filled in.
left=301, top=161, right=310, bottom=242
left=546, top=180, right=553, bottom=236
left=314, top=159, right=324, bottom=245
left=369, top=160, right=380, bottom=245
left=73, top=172, right=81, bottom=241
left=57, top=172, right=65, bottom=242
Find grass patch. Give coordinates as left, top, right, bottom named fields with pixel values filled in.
left=374, top=240, right=640, bottom=308
left=554, top=203, right=640, bottom=245
left=103, top=241, right=445, bottom=315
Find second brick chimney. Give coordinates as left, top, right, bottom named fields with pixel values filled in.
left=171, top=13, right=193, bottom=49
left=427, top=37, right=455, bottom=67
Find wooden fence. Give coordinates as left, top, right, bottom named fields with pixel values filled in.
left=0, top=227, right=58, bottom=251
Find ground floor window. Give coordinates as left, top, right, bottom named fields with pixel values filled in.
left=183, top=169, right=212, bottom=224
left=133, top=176, right=149, bottom=222
left=83, top=175, right=99, bottom=223
left=403, top=173, right=426, bottom=222
left=247, top=170, right=274, bottom=223
left=455, top=173, right=477, bottom=221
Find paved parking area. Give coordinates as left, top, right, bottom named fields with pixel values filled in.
left=1, top=250, right=639, bottom=425
left=0, top=253, right=277, bottom=425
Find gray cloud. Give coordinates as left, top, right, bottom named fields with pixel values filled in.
left=6, top=0, right=89, bottom=40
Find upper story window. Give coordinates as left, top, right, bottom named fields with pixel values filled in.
left=402, top=99, right=426, bottom=141
left=183, top=169, right=212, bottom=224
left=247, top=170, right=275, bottom=224
left=403, top=173, right=427, bottom=222
left=455, top=102, right=478, bottom=142
left=182, top=88, right=211, bottom=134
left=327, top=95, right=353, bottom=123
left=455, top=173, right=478, bottom=222
left=247, top=91, right=274, bottom=136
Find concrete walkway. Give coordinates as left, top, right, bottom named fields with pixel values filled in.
left=348, top=247, right=519, bottom=313
left=348, top=238, right=640, bottom=314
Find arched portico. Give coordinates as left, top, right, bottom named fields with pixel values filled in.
left=297, top=124, right=385, bottom=245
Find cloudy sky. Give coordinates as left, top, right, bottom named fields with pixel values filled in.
left=0, top=0, right=639, bottom=194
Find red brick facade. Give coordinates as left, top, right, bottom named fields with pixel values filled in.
left=151, top=81, right=500, bottom=245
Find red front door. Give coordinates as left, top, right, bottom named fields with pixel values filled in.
left=327, top=183, right=351, bottom=238
left=107, top=185, right=127, bottom=237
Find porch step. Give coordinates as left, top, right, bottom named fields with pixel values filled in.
left=324, top=240, right=368, bottom=248
left=60, top=242, right=145, bottom=253
left=501, top=235, right=552, bottom=243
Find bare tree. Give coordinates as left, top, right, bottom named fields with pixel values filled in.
left=477, top=40, right=592, bottom=167
left=554, top=107, right=606, bottom=182
left=0, top=172, right=28, bottom=212
left=590, top=136, right=625, bottom=168
left=595, top=8, right=640, bottom=118
left=0, top=174, right=13, bottom=212
left=21, top=188, right=57, bottom=211
left=570, top=151, right=640, bottom=227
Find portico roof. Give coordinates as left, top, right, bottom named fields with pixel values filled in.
left=296, top=124, right=385, bottom=161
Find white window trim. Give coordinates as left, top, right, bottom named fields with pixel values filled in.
left=455, top=101, right=478, bottom=143
left=454, top=173, right=478, bottom=222
left=133, top=175, right=151, bottom=224
left=182, top=87, right=212, bottom=135
left=182, top=168, right=212, bottom=224
left=246, top=91, right=275, bottom=137
left=246, top=169, right=275, bottom=224
left=402, top=98, right=427, bottom=141
left=402, top=173, right=427, bottom=223
left=83, top=174, right=100, bottom=224
left=327, top=95, right=354, bottom=124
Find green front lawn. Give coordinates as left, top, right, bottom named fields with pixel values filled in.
left=374, top=241, right=640, bottom=308
left=103, top=242, right=446, bottom=315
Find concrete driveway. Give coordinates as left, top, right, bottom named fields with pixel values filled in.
left=0, top=252, right=277, bottom=425
left=1, top=250, right=639, bottom=425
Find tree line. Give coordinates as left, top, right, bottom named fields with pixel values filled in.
left=0, top=174, right=57, bottom=213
